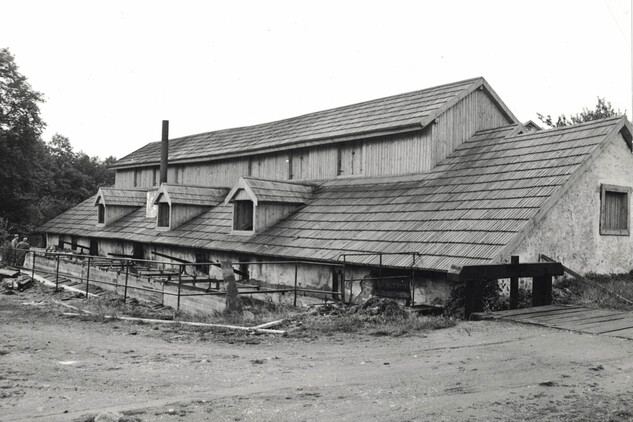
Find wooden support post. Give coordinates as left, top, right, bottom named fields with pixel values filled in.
left=31, top=252, right=36, bottom=281
left=85, top=257, right=91, bottom=299
left=293, top=262, right=298, bottom=307
left=544, top=275, right=552, bottom=305
left=55, top=254, right=60, bottom=290
left=410, top=253, right=416, bottom=306
left=177, top=264, right=183, bottom=311
left=533, top=275, right=552, bottom=306
left=510, top=255, right=519, bottom=310
left=339, top=269, right=346, bottom=303
left=123, top=261, right=130, bottom=303
left=474, top=279, right=484, bottom=313
left=464, top=279, right=475, bottom=318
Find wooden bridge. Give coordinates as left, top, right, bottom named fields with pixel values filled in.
left=475, top=305, right=633, bottom=340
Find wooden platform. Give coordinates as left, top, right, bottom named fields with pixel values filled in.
left=477, top=305, right=633, bottom=340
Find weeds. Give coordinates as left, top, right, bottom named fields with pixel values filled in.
left=555, top=273, right=633, bottom=311
left=300, top=313, right=456, bottom=336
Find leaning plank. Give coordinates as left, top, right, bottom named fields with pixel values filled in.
left=540, top=254, right=633, bottom=305
left=53, top=300, right=286, bottom=334
left=60, top=312, right=286, bottom=335
left=251, top=319, right=285, bottom=329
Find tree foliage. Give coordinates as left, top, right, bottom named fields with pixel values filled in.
left=0, top=48, right=115, bottom=235
left=537, top=97, right=624, bottom=128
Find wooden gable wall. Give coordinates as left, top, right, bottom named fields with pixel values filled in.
left=114, top=89, right=512, bottom=189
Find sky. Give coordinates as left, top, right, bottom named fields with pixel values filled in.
left=2, top=0, right=632, bottom=160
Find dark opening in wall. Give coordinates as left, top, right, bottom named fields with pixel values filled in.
left=195, top=249, right=210, bottom=275
left=132, top=242, right=144, bottom=260
left=89, top=239, right=99, bottom=256
left=157, top=203, right=170, bottom=228
left=234, top=200, right=254, bottom=231
left=97, top=204, right=105, bottom=224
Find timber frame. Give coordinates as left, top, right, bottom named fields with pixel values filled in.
left=448, top=256, right=564, bottom=318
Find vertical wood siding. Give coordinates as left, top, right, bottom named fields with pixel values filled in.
left=114, top=89, right=512, bottom=187
left=432, top=89, right=512, bottom=165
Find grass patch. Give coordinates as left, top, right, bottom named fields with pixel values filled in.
left=555, top=273, right=633, bottom=311
left=300, top=313, right=457, bottom=336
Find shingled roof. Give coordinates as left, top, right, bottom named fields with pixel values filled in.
left=153, top=185, right=229, bottom=207
left=224, top=177, right=315, bottom=205
left=112, top=77, right=517, bottom=169
left=93, top=188, right=147, bottom=207
left=38, top=117, right=632, bottom=271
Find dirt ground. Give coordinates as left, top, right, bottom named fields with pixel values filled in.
left=2, top=283, right=633, bottom=422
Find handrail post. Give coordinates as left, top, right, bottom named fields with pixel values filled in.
left=341, top=254, right=346, bottom=303
left=85, top=256, right=91, bottom=299
left=123, top=260, right=130, bottom=303
left=177, top=264, right=183, bottom=311
left=410, top=253, right=415, bottom=306
left=55, top=254, right=60, bottom=290
left=510, top=255, right=519, bottom=309
left=293, top=261, right=298, bottom=307
left=31, top=252, right=36, bottom=281
left=378, top=254, right=383, bottom=286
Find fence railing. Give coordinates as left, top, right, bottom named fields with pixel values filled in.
left=1, top=247, right=424, bottom=310
left=4, top=248, right=351, bottom=310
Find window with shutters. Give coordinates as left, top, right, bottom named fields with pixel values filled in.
left=157, top=203, right=170, bottom=228
left=600, top=184, right=630, bottom=236
left=233, top=200, right=254, bottom=232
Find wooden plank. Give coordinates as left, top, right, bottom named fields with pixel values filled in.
left=0, top=268, right=20, bottom=278
left=508, top=307, right=589, bottom=320
left=602, top=327, right=633, bottom=339
left=492, top=305, right=578, bottom=318
left=520, top=309, right=624, bottom=323
left=579, top=318, right=633, bottom=334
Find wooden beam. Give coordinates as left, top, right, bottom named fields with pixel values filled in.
left=448, top=262, right=563, bottom=282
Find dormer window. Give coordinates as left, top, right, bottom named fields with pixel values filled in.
left=234, top=200, right=254, bottom=231
left=97, top=204, right=105, bottom=224
left=152, top=184, right=228, bottom=231
left=157, top=203, right=170, bottom=228
left=93, top=188, right=147, bottom=227
left=225, top=177, right=314, bottom=236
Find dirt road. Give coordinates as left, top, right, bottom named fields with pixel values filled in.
left=2, top=285, right=633, bottom=421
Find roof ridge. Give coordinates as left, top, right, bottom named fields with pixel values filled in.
left=159, top=77, right=485, bottom=143
left=521, top=115, right=624, bottom=135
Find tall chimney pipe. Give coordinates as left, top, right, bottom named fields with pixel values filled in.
left=160, top=120, right=169, bottom=184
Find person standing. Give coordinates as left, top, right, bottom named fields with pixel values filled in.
left=9, top=234, right=19, bottom=266
left=15, top=237, right=30, bottom=268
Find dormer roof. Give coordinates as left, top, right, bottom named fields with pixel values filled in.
left=224, top=177, right=315, bottom=206
left=93, top=188, right=147, bottom=207
left=152, top=184, right=228, bottom=207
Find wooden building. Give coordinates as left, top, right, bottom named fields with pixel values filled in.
left=37, top=77, right=633, bottom=306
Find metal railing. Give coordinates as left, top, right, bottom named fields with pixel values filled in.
left=5, top=249, right=349, bottom=310
left=1, top=247, right=426, bottom=310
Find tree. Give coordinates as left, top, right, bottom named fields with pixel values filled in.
left=0, top=48, right=50, bottom=233
left=537, top=97, right=624, bottom=128
left=0, top=48, right=116, bottom=235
